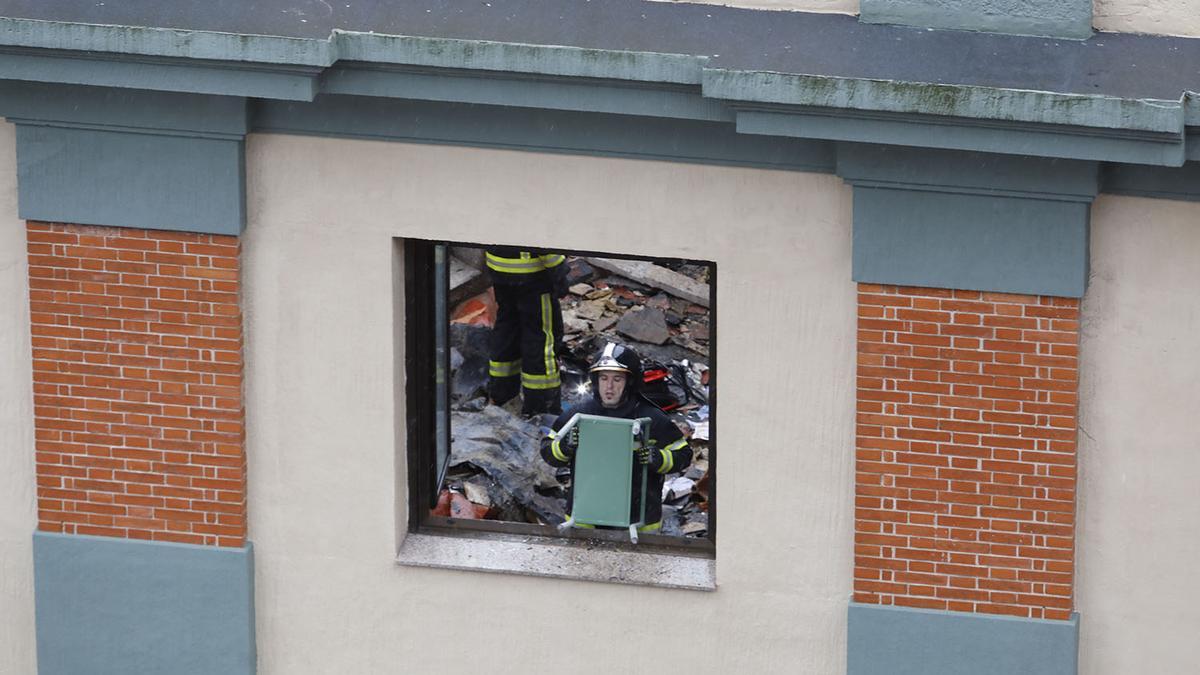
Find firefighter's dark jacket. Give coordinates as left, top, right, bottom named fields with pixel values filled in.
left=540, top=397, right=692, bottom=528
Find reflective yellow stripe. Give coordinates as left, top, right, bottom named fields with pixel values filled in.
left=521, top=372, right=560, bottom=384
left=539, top=293, right=558, bottom=380
left=658, top=448, right=673, bottom=474
left=521, top=372, right=561, bottom=390
left=486, top=251, right=549, bottom=274
left=488, top=359, right=521, bottom=377
left=551, top=437, right=568, bottom=462
left=539, top=254, right=565, bottom=268
left=659, top=438, right=685, bottom=474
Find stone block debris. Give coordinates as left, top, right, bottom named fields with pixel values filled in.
left=616, top=307, right=672, bottom=345
left=586, top=257, right=710, bottom=308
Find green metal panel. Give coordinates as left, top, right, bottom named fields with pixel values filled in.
left=572, top=415, right=640, bottom=528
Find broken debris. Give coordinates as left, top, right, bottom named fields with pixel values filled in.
left=586, top=257, right=710, bottom=308
left=616, top=307, right=671, bottom=345
left=449, top=406, right=567, bottom=524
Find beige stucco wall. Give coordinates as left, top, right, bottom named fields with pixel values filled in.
left=243, top=134, right=856, bottom=674
left=0, top=123, right=38, bottom=673
left=647, top=0, right=858, bottom=14
left=652, top=0, right=1200, bottom=37
left=1094, top=0, right=1200, bottom=37
left=1076, top=195, right=1200, bottom=674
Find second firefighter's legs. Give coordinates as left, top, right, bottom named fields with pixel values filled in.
left=518, top=290, right=563, bottom=415
left=488, top=285, right=522, bottom=405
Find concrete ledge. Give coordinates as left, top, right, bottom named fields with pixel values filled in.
left=397, top=531, right=716, bottom=591
left=33, top=532, right=255, bottom=675
left=848, top=602, right=1079, bottom=675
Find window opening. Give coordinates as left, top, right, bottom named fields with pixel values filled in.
left=406, top=240, right=715, bottom=551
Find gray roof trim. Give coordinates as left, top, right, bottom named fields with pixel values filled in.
left=334, top=32, right=706, bottom=85
left=0, top=16, right=333, bottom=65
left=0, top=6, right=1198, bottom=165
left=705, top=69, right=1187, bottom=135
left=0, top=17, right=706, bottom=85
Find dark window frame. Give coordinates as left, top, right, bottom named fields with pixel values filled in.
left=404, top=237, right=717, bottom=554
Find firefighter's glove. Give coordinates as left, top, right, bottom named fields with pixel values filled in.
left=562, top=427, right=580, bottom=455
left=635, top=445, right=662, bottom=470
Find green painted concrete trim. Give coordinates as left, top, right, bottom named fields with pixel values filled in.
left=33, top=532, right=256, bottom=675
left=1187, top=130, right=1200, bottom=162
left=333, top=32, right=705, bottom=85
left=0, top=80, right=249, bottom=137
left=1186, top=93, right=1200, bottom=126
left=0, top=15, right=1192, bottom=162
left=841, top=144, right=1094, bottom=297
left=0, top=16, right=333, bottom=65
left=16, top=124, right=245, bottom=235
left=860, top=0, right=1092, bottom=40
left=738, top=108, right=1185, bottom=167
left=0, top=18, right=705, bottom=85
left=848, top=602, right=1079, bottom=675
left=851, top=187, right=1090, bottom=297
left=3, top=81, right=248, bottom=235
left=254, top=96, right=835, bottom=173
left=838, top=144, right=1101, bottom=201
left=705, top=70, right=1185, bottom=135
left=0, top=46, right=319, bottom=101
left=321, top=65, right=730, bottom=122
left=0, top=15, right=1195, bottom=170
left=1103, top=162, right=1200, bottom=202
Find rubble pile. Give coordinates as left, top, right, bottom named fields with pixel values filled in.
left=438, top=253, right=713, bottom=538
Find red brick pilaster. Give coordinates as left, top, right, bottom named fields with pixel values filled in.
left=28, top=222, right=246, bottom=547
left=854, top=284, right=1079, bottom=620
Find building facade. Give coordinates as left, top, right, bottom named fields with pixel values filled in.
left=1, top=1, right=1198, bottom=673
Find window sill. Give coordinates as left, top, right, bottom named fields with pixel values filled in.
left=396, top=528, right=716, bottom=591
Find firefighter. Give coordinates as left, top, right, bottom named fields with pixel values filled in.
left=540, top=342, right=692, bottom=532
left=485, top=247, right=568, bottom=415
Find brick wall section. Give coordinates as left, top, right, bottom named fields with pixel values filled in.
left=854, top=284, right=1079, bottom=621
left=27, top=222, right=245, bottom=547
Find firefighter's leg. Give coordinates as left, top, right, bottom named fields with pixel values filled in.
left=518, top=289, right=562, bottom=415
left=487, top=285, right=521, bottom=404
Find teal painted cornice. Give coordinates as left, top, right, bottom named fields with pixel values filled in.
left=705, top=70, right=1186, bottom=137
left=839, top=144, right=1096, bottom=297
left=1, top=81, right=249, bottom=235
left=0, top=8, right=1197, bottom=166
left=0, top=0, right=1196, bottom=244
